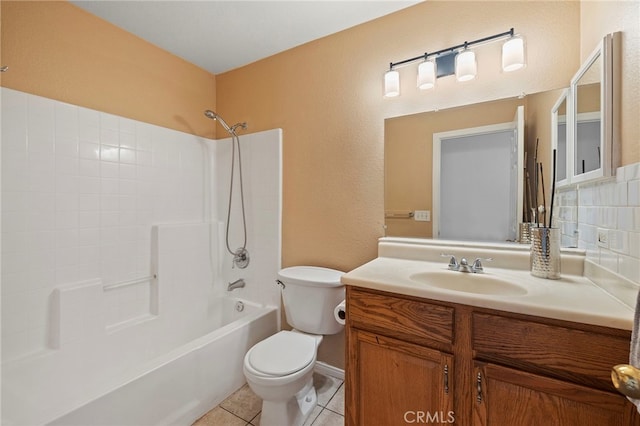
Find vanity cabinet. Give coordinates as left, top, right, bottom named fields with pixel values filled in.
left=345, top=286, right=640, bottom=426
left=346, top=288, right=455, bottom=425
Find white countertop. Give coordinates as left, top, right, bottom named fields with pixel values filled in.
left=341, top=238, right=637, bottom=331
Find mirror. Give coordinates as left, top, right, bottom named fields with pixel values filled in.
left=385, top=89, right=572, bottom=243
left=569, top=32, right=619, bottom=184
left=551, top=89, right=569, bottom=186
left=384, top=33, right=620, bottom=247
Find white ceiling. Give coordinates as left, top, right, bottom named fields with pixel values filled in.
left=71, top=1, right=420, bottom=75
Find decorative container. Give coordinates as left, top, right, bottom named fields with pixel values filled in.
left=518, top=222, right=534, bottom=244
left=530, top=227, right=561, bottom=279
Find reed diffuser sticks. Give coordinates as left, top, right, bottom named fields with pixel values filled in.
left=549, top=149, right=557, bottom=228
left=529, top=140, right=558, bottom=228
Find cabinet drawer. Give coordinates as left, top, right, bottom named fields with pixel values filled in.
left=347, top=287, right=454, bottom=347
left=472, top=313, right=631, bottom=392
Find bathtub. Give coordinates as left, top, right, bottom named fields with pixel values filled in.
left=2, top=297, right=278, bottom=426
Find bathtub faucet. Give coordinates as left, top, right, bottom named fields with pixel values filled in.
left=228, top=278, right=246, bottom=291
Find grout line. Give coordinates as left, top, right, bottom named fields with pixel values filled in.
left=307, top=407, right=323, bottom=426
left=220, top=406, right=254, bottom=424
left=248, top=410, right=261, bottom=425
left=320, top=382, right=343, bottom=408
left=324, top=407, right=345, bottom=417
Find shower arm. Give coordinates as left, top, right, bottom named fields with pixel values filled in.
left=204, top=110, right=246, bottom=136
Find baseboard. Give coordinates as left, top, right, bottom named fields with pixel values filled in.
left=314, top=361, right=345, bottom=381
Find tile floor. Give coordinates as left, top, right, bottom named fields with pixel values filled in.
left=193, top=372, right=344, bottom=426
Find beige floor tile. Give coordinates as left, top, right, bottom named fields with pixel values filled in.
left=302, top=404, right=324, bottom=426
left=198, top=374, right=344, bottom=426
left=325, top=384, right=344, bottom=415
left=249, top=411, right=261, bottom=426
left=313, top=373, right=342, bottom=407
left=192, top=407, right=247, bottom=426
left=311, top=409, right=344, bottom=426
left=219, top=384, right=263, bottom=422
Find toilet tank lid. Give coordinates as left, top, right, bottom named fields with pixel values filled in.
left=278, top=266, right=344, bottom=287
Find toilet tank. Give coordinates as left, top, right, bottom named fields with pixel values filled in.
left=278, top=266, right=345, bottom=335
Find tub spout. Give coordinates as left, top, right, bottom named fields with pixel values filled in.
left=228, top=279, right=246, bottom=291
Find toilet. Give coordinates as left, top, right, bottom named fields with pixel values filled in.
left=243, top=266, right=344, bottom=426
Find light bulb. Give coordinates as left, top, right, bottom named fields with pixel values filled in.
left=384, top=69, right=400, bottom=97
left=502, top=36, right=525, bottom=72
left=417, top=60, right=436, bottom=90
left=455, top=50, right=477, bottom=82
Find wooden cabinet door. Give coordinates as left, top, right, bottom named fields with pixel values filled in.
left=347, top=328, right=454, bottom=426
left=473, top=362, right=640, bottom=426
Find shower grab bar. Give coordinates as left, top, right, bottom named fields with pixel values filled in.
left=103, top=274, right=157, bottom=291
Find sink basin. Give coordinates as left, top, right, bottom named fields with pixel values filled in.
left=409, top=271, right=528, bottom=296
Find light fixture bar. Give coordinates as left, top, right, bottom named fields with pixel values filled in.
left=388, top=28, right=515, bottom=70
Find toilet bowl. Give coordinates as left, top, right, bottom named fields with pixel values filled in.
left=243, top=331, right=322, bottom=426
left=242, top=266, right=344, bottom=426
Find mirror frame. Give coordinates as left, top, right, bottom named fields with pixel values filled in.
left=568, top=32, right=619, bottom=184
left=551, top=88, right=570, bottom=187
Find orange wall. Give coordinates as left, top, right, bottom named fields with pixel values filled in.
left=216, top=1, right=582, bottom=276
left=581, top=1, right=640, bottom=165
left=3, top=1, right=637, bottom=370
left=0, top=1, right=217, bottom=139
left=3, top=1, right=636, bottom=272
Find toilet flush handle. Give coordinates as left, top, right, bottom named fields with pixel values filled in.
left=275, top=279, right=285, bottom=289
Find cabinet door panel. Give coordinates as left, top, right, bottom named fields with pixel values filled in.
left=351, top=329, right=453, bottom=426
left=474, top=363, right=639, bottom=426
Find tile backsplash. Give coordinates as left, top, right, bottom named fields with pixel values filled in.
left=557, top=162, right=640, bottom=285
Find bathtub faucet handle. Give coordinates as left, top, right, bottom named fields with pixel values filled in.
left=233, top=248, right=250, bottom=269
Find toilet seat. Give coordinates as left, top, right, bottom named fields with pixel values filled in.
left=247, top=331, right=316, bottom=377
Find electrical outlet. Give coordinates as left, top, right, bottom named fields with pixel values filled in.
left=597, top=228, right=609, bottom=248
left=414, top=210, right=431, bottom=222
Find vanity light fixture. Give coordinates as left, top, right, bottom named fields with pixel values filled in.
left=384, top=68, right=400, bottom=97
left=455, top=46, right=477, bottom=82
left=384, top=28, right=524, bottom=97
left=502, top=35, right=526, bottom=72
left=417, top=59, right=436, bottom=90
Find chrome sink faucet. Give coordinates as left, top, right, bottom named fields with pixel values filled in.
left=441, top=255, right=492, bottom=273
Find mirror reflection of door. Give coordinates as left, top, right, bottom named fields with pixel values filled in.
left=433, top=106, right=524, bottom=242
left=551, top=90, right=568, bottom=184
left=574, top=52, right=602, bottom=176
left=575, top=113, right=601, bottom=174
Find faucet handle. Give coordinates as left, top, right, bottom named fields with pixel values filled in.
left=472, top=258, right=493, bottom=273
left=441, top=254, right=459, bottom=271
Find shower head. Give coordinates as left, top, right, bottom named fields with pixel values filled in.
left=204, top=110, right=248, bottom=135
left=204, top=109, right=232, bottom=133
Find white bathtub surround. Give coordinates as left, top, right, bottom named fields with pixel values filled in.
left=210, top=129, right=283, bottom=310
left=1, top=87, right=207, bottom=361
left=1, top=88, right=283, bottom=425
left=1, top=223, right=277, bottom=425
